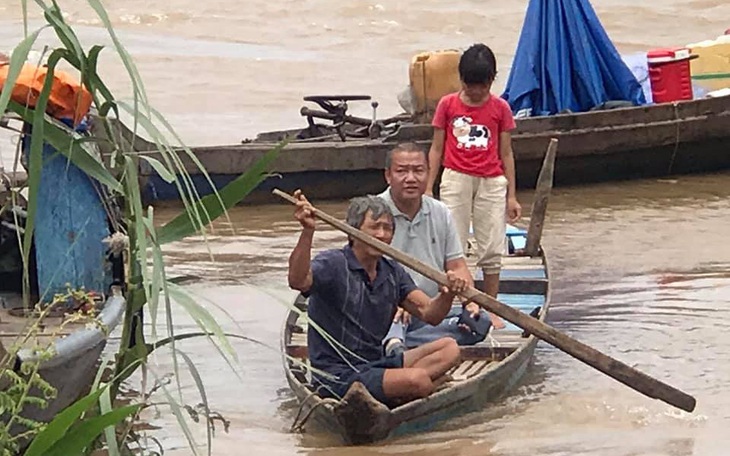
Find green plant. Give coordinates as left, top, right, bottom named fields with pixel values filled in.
left=0, top=359, right=56, bottom=456
left=0, top=0, right=282, bottom=453
left=0, top=289, right=108, bottom=455
left=22, top=382, right=140, bottom=456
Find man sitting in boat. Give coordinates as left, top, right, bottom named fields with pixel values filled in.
left=378, top=143, right=505, bottom=357
left=288, top=191, right=466, bottom=405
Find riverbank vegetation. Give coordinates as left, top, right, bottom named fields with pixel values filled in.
left=0, top=1, right=278, bottom=454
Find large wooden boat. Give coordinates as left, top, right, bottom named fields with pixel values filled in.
left=112, top=93, right=730, bottom=205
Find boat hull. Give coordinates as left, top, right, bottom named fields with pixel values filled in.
left=133, top=96, right=730, bottom=204
left=2, top=291, right=126, bottom=442
left=142, top=135, right=730, bottom=204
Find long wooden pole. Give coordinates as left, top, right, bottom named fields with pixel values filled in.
left=273, top=188, right=696, bottom=413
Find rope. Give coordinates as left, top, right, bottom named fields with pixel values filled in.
left=289, top=390, right=318, bottom=433
left=667, top=102, right=681, bottom=174
left=289, top=386, right=338, bottom=433
left=290, top=401, right=328, bottom=434
left=486, top=324, right=500, bottom=348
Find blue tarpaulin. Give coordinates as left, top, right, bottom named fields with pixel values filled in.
left=501, top=0, right=646, bottom=117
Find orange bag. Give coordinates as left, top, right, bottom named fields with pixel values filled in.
left=0, top=62, right=92, bottom=126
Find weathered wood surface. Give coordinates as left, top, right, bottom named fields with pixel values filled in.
left=275, top=189, right=697, bottom=413
left=135, top=111, right=730, bottom=175
left=391, top=95, right=730, bottom=137
left=167, top=140, right=391, bottom=175
left=31, top=141, right=110, bottom=299
left=515, top=95, right=730, bottom=133
left=525, top=138, right=558, bottom=257
left=481, top=277, right=548, bottom=295
left=107, top=95, right=730, bottom=204
left=128, top=95, right=730, bottom=176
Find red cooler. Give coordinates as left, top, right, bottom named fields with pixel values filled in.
left=647, top=48, right=694, bottom=103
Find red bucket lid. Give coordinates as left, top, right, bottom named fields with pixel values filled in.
left=647, top=47, right=691, bottom=62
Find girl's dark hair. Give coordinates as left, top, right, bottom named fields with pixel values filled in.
left=459, top=43, right=497, bottom=85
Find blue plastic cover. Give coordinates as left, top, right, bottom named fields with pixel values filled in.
left=501, top=0, right=647, bottom=117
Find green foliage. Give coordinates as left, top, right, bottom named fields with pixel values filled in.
left=1, top=0, right=283, bottom=453
left=0, top=290, right=104, bottom=455
left=22, top=382, right=140, bottom=456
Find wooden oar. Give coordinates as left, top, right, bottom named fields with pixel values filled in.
left=273, top=188, right=697, bottom=413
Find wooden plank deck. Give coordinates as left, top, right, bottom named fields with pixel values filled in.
left=0, top=292, right=88, bottom=349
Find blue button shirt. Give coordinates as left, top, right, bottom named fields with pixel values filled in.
left=306, top=246, right=417, bottom=376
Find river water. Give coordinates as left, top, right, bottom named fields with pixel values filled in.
left=144, top=173, right=730, bottom=456
left=1, top=1, right=730, bottom=455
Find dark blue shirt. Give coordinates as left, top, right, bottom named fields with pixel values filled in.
left=306, top=246, right=417, bottom=377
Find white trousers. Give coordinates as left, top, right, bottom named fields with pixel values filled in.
left=440, top=168, right=507, bottom=274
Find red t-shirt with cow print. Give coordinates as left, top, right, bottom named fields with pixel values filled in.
left=432, top=92, right=516, bottom=178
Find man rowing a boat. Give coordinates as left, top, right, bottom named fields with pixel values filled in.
left=288, top=191, right=465, bottom=405
left=379, top=142, right=505, bottom=356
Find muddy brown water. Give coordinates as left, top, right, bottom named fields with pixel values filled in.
left=147, top=172, right=730, bottom=455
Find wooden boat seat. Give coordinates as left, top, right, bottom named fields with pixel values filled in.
left=501, top=256, right=544, bottom=266
left=447, top=359, right=493, bottom=382
left=495, top=278, right=548, bottom=295
left=500, top=267, right=547, bottom=279
left=475, top=260, right=548, bottom=294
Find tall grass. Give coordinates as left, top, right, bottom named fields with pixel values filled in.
left=0, top=0, right=280, bottom=453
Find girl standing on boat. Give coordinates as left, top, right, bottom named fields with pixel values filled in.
left=426, top=43, right=522, bottom=299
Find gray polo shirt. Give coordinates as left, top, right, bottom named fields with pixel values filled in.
left=378, top=188, right=464, bottom=298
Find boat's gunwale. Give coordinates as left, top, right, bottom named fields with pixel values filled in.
left=16, top=288, right=126, bottom=368
left=389, top=248, right=551, bottom=420
left=242, top=95, right=730, bottom=146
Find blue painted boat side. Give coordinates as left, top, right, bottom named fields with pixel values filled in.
left=27, top=141, right=111, bottom=299
left=142, top=169, right=387, bottom=205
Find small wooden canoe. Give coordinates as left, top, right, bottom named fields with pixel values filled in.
left=280, top=228, right=550, bottom=444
